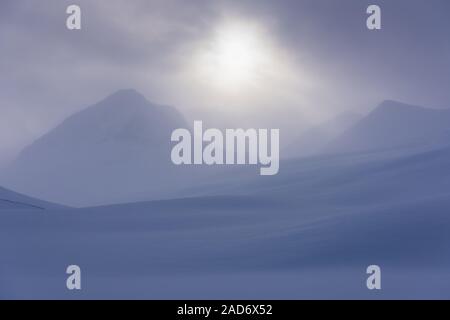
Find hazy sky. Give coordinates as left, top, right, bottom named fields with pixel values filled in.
left=1, top=0, right=450, bottom=166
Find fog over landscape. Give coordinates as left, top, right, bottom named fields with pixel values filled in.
left=1, top=0, right=450, bottom=299
left=2, top=0, right=450, bottom=166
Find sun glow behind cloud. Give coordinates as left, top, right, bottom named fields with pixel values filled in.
left=190, top=20, right=298, bottom=93
left=180, top=18, right=326, bottom=129
left=197, top=21, right=271, bottom=90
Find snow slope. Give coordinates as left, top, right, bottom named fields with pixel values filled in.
left=1, top=145, right=450, bottom=299
left=0, top=186, right=66, bottom=210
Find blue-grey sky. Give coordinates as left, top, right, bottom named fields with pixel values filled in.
left=1, top=0, right=450, bottom=166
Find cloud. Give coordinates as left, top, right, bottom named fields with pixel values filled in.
left=1, top=0, right=450, bottom=164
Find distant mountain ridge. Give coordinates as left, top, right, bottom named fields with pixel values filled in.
left=324, top=100, right=450, bottom=154
left=1, top=89, right=190, bottom=207
left=3, top=96, right=450, bottom=207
